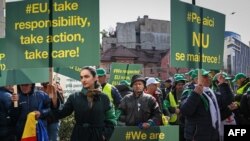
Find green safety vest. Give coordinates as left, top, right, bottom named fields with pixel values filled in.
left=168, top=92, right=178, bottom=123
left=103, top=83, right=114, bottom=105
left=236, top=82, right=250, bottom=105
left=236, top=82, right=250, bottom=95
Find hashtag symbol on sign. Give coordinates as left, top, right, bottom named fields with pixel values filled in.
left=187, top=12, right=192, bottom=22
left=26, top=4, right=32, bottom=14
left=125, top=131, right=131, bottom=140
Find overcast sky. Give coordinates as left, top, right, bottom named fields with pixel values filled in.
left=5, top=0, right=250, bottom=45
left=100, top=0, right=250, bottom=45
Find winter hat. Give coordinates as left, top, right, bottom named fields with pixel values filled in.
left=130, top=74, right=145, bottom=87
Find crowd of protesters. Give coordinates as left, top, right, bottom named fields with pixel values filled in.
left=0, top=66, right=249, bottom=141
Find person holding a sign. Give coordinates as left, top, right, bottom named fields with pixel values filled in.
left=118, top=74, right=162, bottom=129
left=50, top=66, right=116, bottom=141
left=40, top=82, right=64, bottom=141
left=0, top=85, right=19, bottom=141
left=14, top=83, right=51, bottom=141
left=181, top=69, right=221, bottom=141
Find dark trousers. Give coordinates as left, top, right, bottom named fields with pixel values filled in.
left=0, top=135, right=17, bottom=141
left=179, top=124, right=185, bottom=141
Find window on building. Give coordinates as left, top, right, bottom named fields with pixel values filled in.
left=150, top=68, right=153, bottom=74
left=227, top=55, right=231, bottom=74
left=0, top=1, right=5, bottom=38
left=152, top=46, right=156, bottom=51
left=106, top=64, right=111, bottom=74
left=136, top=45, right=141, bottom=50
left=111, top=43, right=116, bottom=48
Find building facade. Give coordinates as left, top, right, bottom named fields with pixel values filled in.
left=101, top=17, right=250, bottom=80
left=224, top=31, right=250, bottom=76
left=101, top=15, right=172, bottom=79
left=100, top=15, right=189, bottom=80
left=102, top=15, right=170, bottom=52
left=0, top=0, right=5, bottom=38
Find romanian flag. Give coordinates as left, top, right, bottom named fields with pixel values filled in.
left=21, top=112, right=37, bottom=141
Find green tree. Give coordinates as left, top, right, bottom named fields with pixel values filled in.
left=59, top=113, right=75, bottom=141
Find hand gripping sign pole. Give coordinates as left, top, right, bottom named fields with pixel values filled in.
left=48, top=0, right=58, bottom=106
left=48, top=0, right=53, bottom=86
left=192, top=0, right=204, bottom=84
left=47, top=0, right=56, bottom=88
left=13, top=85, right=18, bottom=107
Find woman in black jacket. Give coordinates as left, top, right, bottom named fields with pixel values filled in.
left=51, top=66, right=116, bottom=141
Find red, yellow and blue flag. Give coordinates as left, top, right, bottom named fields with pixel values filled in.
left=21, top=112, right=37, bottom=141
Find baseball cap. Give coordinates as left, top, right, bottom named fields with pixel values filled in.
left=212, top=72, right=231, bottom=82
left=96, top=68, right=106, bottom=76
left=232, top=73, right=246, bottom=82
left=191, top=69, right=210, bottom=79
left=174, top=74, right=187, bottom=82
left=185, top=69, right=194, bottom=76
left=155, top=77, right=161, bottom=82
left=120, top=80, right=130, bottom=87
left=146, top=77, right=159, bottom=86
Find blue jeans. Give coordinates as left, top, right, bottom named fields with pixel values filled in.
left=47, top=121, right=60, bottom=141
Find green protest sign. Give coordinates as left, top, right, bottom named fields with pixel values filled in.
left=109, top=63, right=142, bottom=86
left=0, top=40, right=7, bottom=72
left=0, top=68, right=49, bottom=86
left=2, top=0, right=99, bottom=69
left=54, top=66, right=81, bottom=81
left=171, top=0, right=225, bottom=69
left=110, top=126, right=179, bottom=141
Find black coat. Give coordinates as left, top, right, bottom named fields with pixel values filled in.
left=216, top=83, right=234, bottom=121
left=119, top=92, right=162, bottom=126
left=240, top=91, right=250, bottom=124
left=0, top=87, right=15, bottom=137
left=115, top=85, right=132, bottom=98
left=52, top=91, right=116, bottom=141
left=181, top=91, right=219, bottom=141
left=0, top=87, right=19, bottom=138
left=16, top=85, right=51, bottom=140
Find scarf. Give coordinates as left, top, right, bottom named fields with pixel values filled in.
left=81, top=87, right=102, bottom=108
left=203, top=87, right=222, bottom=136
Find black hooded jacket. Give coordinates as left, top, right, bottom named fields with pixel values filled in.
left=0, top=87, right=19, bottom=137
